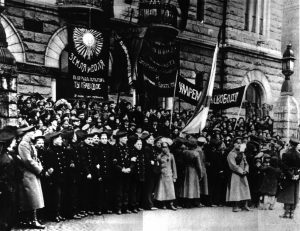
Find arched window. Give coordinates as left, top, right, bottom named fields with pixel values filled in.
left=57, top=48, right=72, bottom=99
left=246, top=82, right=262, bottom=106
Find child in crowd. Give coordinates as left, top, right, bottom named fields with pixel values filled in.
left=259, top=156, right=281, bottom=210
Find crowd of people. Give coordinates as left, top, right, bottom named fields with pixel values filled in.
left=0, top=94, right=300, bottom=231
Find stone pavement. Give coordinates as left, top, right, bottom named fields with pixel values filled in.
left=13, top=203, right=300, bottom=231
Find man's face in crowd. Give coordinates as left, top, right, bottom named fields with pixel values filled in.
left=134, top=140, right=143, bottom=150
left=53, top=136, right=63, bottom=146
left=119, top=136, right=128, bottom=145
left=51, top=120, right=58, bottom=129
left=27, top=131, right=35, bottom=141
left=73, top=120, right=80, bottom=128
left=93, top=134, right=100, bottom=145
left=84, top=137, right=93, bottom=146
left=35, top=139, right=44, bottom=149
left=100, top=133, right=108, bottom=145
left=234, top=139, right=242, bottom=150
left=78, top=113, right=85, bottom=119
left=146, top=135, right=154, bottom=145
left=62, top=120, right=70, bottom=129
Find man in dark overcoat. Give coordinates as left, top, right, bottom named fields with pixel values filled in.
left=43, top=132, right=69, bottom=222
left=97, top=131, right=114, bottom=214
left=112, top=130, right=132, bottom=214
left=277, top=136, right=300, bottom=219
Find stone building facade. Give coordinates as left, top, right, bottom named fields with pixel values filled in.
left=0, top=0, right=286, bottom=118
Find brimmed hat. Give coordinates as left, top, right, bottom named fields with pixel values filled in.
left=289, top=136, right=300, bottom=145
left=61, top=129, right=74, bottom=140
left=161, top=137, right=173, bottom=146
left=45, top=131, right=62, bottom=143
left=17, top=125, right=35, bottom=136
left=197, top=137, right=207, bottom=144
left=140, top=131, right=151, bottom=140
left=233, top=137, right=243, bottom=144
left=114, top=130, right=128, bottom=139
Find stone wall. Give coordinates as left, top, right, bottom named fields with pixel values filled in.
left=1, top=0, right=285, bottom=115
left=4, top=0, right=61, bottom=97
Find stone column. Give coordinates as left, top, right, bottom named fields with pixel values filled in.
left=0, top=64, right=18, bottom=127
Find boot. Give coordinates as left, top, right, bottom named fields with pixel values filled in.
left=169, top=202, right=177, bottom=211
left=28, top=210, right=45, bottom=229
left=279, top=209, right=289, bottom=218
left=232, top=202, right=241, bottom=212
left=242, top=201, right=252, bottom=211
left=289, top=210, right=295, bottom=219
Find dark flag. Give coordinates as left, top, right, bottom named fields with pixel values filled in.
left=211, top=86, right=246, bottom=110
left=137, top=32, right=180, bottom=97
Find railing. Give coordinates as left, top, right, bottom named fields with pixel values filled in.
left=138, top=2, right=178, bottom=28
left=57, top=0, right=112, bottom=9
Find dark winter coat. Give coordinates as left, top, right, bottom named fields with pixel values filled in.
left=259, top=166, right=281, bottom=196
left=277, top=147, right=300, bottom=205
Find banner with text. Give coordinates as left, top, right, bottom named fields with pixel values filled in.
left=138, top=33, right=179, bottom=96
left=176, top=75, right=202, bottom=105
left=67, top=26, right=110, bottom=99
left=210, top=86, right=246, bottom=109
left=176, top=76, right=245, bottom=109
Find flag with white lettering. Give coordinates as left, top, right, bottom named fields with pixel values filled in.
left=67, top=26, right=110, bottom=100
left=211, top=86, right=246, bottom=110
left=175, top=75, right=202, bottom=105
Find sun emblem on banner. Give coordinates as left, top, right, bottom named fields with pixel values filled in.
left=73, top=27, right=104, bottom=60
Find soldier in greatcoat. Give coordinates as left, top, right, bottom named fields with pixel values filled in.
left=154, top=140, right=177, bottom=210
left=277, top=136, right=300, bottom=219
left=226, top=137, right=251, bottom=212
left=179, top=140, right=203, bottom=208
left=43, top=132, right=68, bottom=222
left=18, top=126, right=45, bottom=229
left=112, top=130, right=132, bottom=214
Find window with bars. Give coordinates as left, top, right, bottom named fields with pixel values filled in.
left=244, top=0, right=268, bottom=35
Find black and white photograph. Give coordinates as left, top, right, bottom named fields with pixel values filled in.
left=0, top=0, right=299, bottom=230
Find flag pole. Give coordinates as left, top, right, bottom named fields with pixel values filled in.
left=233, top=86, right=247, bottom=130
left=170, top=71, right=179, bottom=130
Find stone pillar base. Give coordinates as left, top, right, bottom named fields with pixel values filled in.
left=273, top=95, right=299, bottom=139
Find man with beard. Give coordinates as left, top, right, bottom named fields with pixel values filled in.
left=33, top=135, right=49, bottom=221
left=112, top=130, right=132, bottom=215
left=141, top=132, right=159, bottom=210
left=78, top=133, right=101, bottom=216
left=18, top=126, right=45, bottom=229
left=97, top=131, right=114, bottom=214
left=43, top=132, right=68, bottom=222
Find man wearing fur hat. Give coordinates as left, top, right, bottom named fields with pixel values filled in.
left=277, top=136, right=300, bottom=219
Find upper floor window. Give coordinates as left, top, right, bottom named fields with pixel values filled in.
left=244, top=0, right=269, bottom=35
left=197, top=0, right=205, bottom=22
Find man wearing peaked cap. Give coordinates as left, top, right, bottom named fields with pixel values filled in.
left=111, top=128, right=131, bottom=215
left=277, top=135, right=300, bottom=219
left=140, top=131, right=151, bottom=141
left=17, top=124, right=45, bottom=228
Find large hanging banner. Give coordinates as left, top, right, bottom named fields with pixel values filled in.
left=68, top=26, right=110, bottom=100
left=138, top=34, right=179, bottom=96
left=175, top=75, right=246, bottom=109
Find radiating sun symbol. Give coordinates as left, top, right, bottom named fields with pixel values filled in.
left=73, top=27, right=104, bottom=60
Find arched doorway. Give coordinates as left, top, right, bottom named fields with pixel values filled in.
left=245, top=82, right=264, bottom=118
